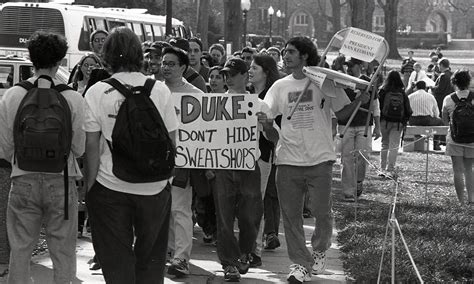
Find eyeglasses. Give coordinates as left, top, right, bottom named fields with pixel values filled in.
left=93, top=37, right=106, bottom=43
left=162, top=61, right=179, bottom=68
left=83, top=63, right=100, bottom=69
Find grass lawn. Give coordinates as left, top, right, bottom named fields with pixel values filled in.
left=332, top=150, right=473, bottom=282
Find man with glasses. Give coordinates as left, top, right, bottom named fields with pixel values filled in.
left=161, top=46, right=203, bottom=278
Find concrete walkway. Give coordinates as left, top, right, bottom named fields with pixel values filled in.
left=0, top=217, right=347, bottom=284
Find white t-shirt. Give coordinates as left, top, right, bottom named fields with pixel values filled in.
left=264, top=74, right=350, bottom=166
left=83, top=72, right=179, bottom=195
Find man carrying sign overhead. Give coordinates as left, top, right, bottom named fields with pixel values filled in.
left=263, top=37, right=369, bottom=283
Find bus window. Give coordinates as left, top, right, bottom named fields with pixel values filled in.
left=133, top=23, right=144, bottom=41
left=171, top=27, right=177, bottom=38
left=126, top=22, right=133, bottom=31
left=152, top=25, right=163, bottom=41
left=19, top=65, right=33, bottom=81
left=95, top=18, right=107, bottom=31
left=144, top=24, right=153, bottom=42
left=79, top=18, right=92, bottom=51
left=107, top=20, right=126, bottom=31
left=0, top=65, right=13, bottom=89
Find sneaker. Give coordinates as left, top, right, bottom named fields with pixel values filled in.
left=287, top=264, right=311, bottom=283
left=249, top=252, right=262, bottom=268
left=356, top=181, right=363, bottom=197
left=237, top=254, right=250, bottom=274
left=302, top=209, right=312, bottom=218
left=264, top=233, right=281, bottom=250
left=167, top=258, right=190, bottom=277
left=89, top=261, right=101, bottom=271
left=203, top=233, right=213, bottom=244
left=224, top=265, right=241, bottom=282
left=312, top=250, right=327, bottom=274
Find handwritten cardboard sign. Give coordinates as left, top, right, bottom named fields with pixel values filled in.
left=339, top=28, right=384, bottom=62
left=173, top=92, right=259, bottom=170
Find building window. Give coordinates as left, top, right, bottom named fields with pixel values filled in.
left=259, top=8, right=269, bottom=24
left=294, top=13, right=308, bottom=26
left=374, top=15, right=384, bottom=31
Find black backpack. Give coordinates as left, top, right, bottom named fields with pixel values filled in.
left=450, top=92, right=474, bottom=143
left=14, top=75, right=73, bottom=219
left=382, top=91, right=405, bottom=122
left=103, top=78, right=175, bottom=183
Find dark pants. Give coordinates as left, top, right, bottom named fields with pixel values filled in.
left=264, top=164, right=280, bottom=235
left=213, top=166, right=262, bottom=268
left=87, top=182, right=171, bottom=284
left=409, top=115, right=445, bottom=145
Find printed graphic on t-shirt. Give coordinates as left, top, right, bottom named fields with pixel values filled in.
left=287, top=89, right=315, bottom=129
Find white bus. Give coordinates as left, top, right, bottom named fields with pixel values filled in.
left=0, top=2, right=191, bottom=71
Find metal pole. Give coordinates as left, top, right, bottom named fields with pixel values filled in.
left=165, top=0, right=172, bottom=37
left=243, top=10, right=248, bottom=48
left=269, top=14, right=273, bottom=45
left=391, top=212, right=395, bottom=284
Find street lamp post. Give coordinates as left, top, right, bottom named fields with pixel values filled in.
left=241, top=0, right=251, bottom=48
left=276, top=9, right=281, bottom=37
left=268, top=6, right=274, bottom=45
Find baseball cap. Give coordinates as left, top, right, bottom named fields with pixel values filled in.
left=169, top=37, right=190, bottom=52
left=221, top=58, right=248, bottom=75
left=145, top=41, right=170, bottom=55
left=344, top=57, right=363, bottom=67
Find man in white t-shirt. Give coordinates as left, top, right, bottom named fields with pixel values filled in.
left=263, top=37, right=369, bottom=283
left=83, top=27, right=179, bottom=283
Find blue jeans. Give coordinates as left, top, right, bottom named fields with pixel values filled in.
left=380, top=120, right=403, bottom=171
left=276, top=162, right=334, bottom=272
left=7, top=174, right=78, bottom=284
left=339, top=125, right=372, bottom=197
left=213, top=166, right=262, bottom=268
left=86, top=182, right=171, bottom=284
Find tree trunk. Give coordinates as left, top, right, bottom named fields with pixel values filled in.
left=379, top=0, right=401, bottom=59
left=330, top=0, right=341, bottom=32
left=196, top=0, right=210, bottom=49
left=165, top=0, right=173, bottom=37
left=349, top=0, right=374, bottom=31
left=223, top=0, right=242, bottom=53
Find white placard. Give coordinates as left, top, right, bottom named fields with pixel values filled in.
left=303, top=66, right=327, bottom=89
left=173, top=92, right=259, bottom=170
left=339, top=28, right=384, bottom=62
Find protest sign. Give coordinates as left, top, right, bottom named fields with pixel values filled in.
left=339, top=28, right=384, bottom=62
left=173, top=92, right=259, bottom=170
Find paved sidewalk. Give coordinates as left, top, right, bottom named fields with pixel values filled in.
left=0, top=217, right=347, bottom=284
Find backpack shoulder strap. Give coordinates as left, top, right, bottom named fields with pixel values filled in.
left=102, top=78, right=132, bottom=98
left=143, top=78, right=156, bottom=97
left=467, top=91, right=474, bottom=102
left=450, top=92, right=460, bottom=104
left=15, top=81, right=34, bottom=91
left=54, top=84, right=74, bottom=93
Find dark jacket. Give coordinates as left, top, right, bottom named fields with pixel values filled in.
left=431, top=69, right=455, bottom=112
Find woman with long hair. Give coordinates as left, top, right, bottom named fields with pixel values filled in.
left=208, top=66, right=227, bottom=93
left=378, top=70, right=412, bottom=176
left=69, top=53, right=102, bottom=95
left=442, top=69, right=474, bottom=205
left=248, top=54, right=281, bottom=267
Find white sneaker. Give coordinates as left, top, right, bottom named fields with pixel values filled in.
left=312, top=250, right=327, bottom=274
left=287, top=264, right=311, bottom=283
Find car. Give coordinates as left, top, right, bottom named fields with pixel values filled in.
left=0, top=56, right=70, bottom=98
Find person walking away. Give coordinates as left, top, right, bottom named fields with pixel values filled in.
left=441, top=69, right=474, bottom=205
left=263, top=36, right=370, bottom=283
left=378, top=70, right=412, bottom=176
left=401, top=50, right=416, bottom=88
left=0, top=30, right=85, bottom=284
left=84, top=27, right=179, bottom=284
left=338, top=58, right=381, bottom=202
